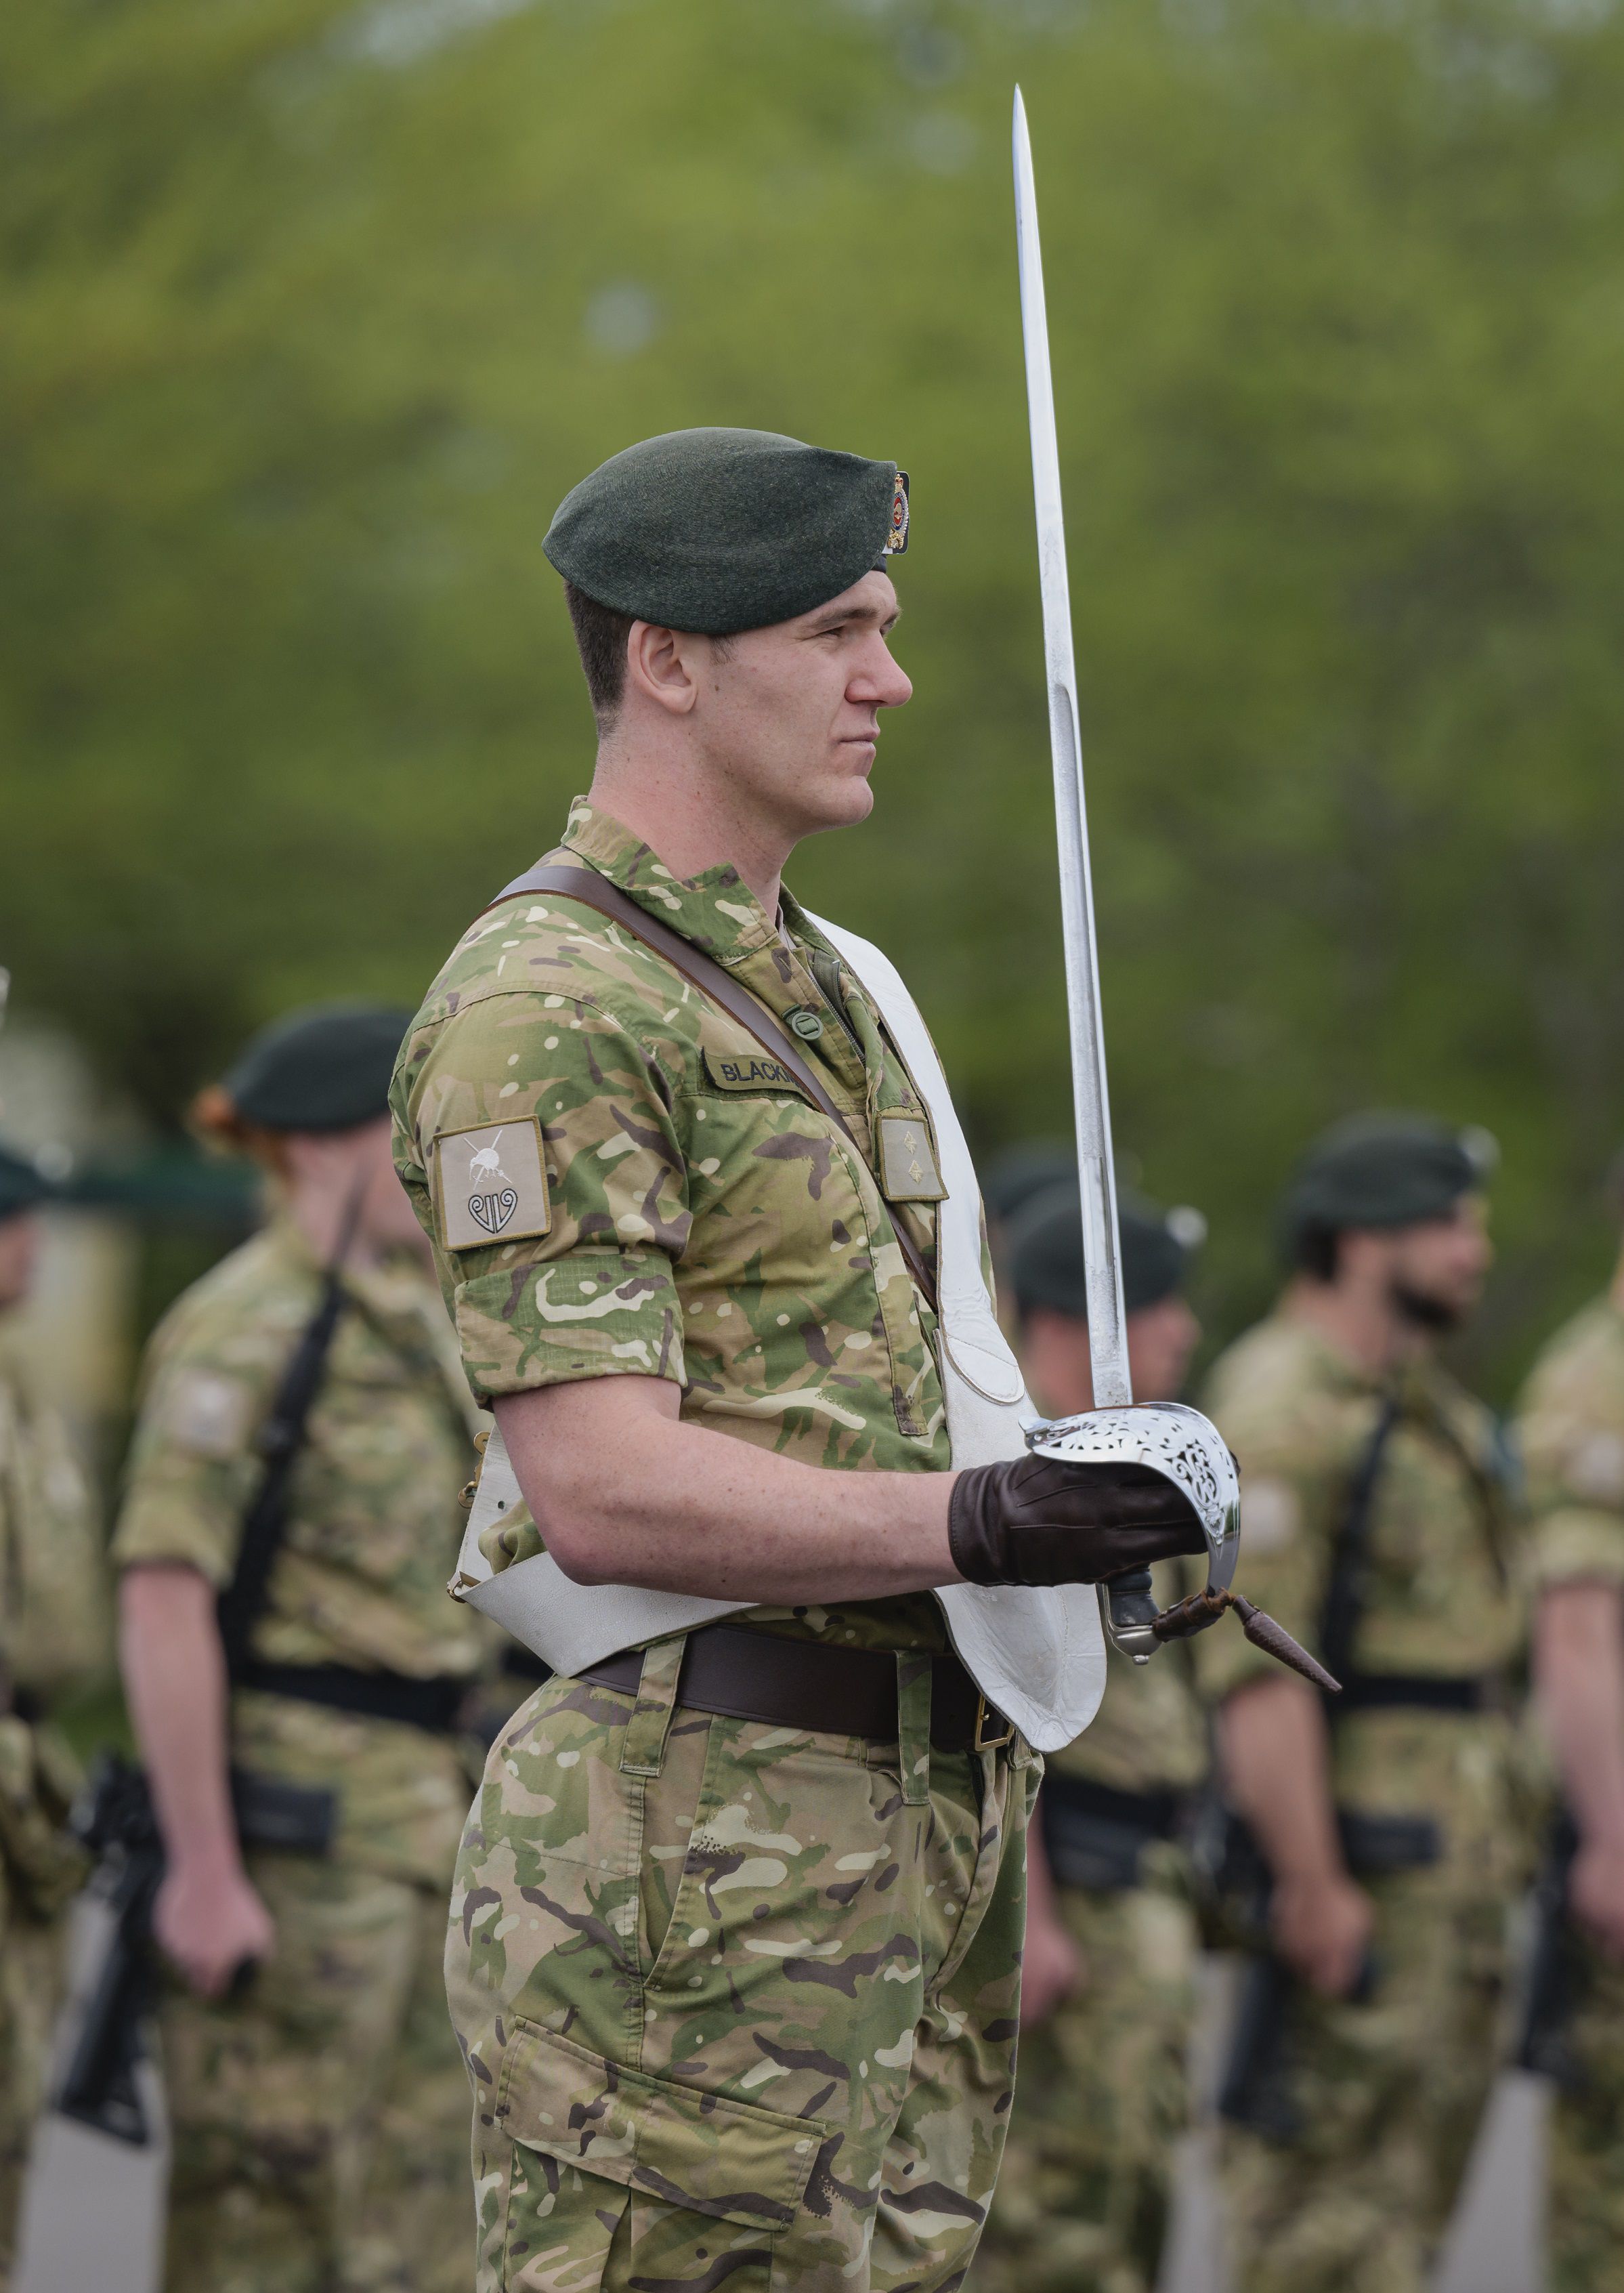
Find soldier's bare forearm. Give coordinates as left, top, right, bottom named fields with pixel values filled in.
left=494, top=1376, right=964, bottom=1602
left=1537, top=1582, right=1624, bottom=1853
left=1219, top=1675, right=1346, bottom=1887
left=1221, top=1675, right=1373, bottom=1994
left=119, top=1563, right=243, bottom=1878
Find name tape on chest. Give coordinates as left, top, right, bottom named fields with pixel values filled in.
left=702, top=1048, right=806, bottom=1097
left=436, top=1118, right=552, bottom=1252
left=875, top=1110, right=947, bottom=1204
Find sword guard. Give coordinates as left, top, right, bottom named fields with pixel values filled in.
left=1025, top=1402, right=1241, bottom=1588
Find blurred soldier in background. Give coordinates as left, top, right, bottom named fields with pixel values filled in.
left=0, top=1140, right=110, bottom=2288
left=980, top=1144, right=1075, bottom=1278
left=975, top=1181, right=1206, bottom=2293
left=112, top=1006, right=486, bottom=2293
left=1516, top=1168, right=1624, bottom=2289
left=1197, top=1114, right=1522, bottom=2293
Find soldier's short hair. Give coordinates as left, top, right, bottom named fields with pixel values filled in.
left=563, top=582, right=636, bottom=719
left=563, top=583, right=736, bottom=724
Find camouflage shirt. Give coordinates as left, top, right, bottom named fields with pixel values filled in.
left=1046, top=1565, right=1207, bottom=1796
left=391, top=797, right=956, bottom=1655
left=1194, top=1313, right=1525, bottom=1861
left=1195, top=1312, right=1520, bottom=1703
left=0, top=1327, right=108, bottom=1929
left=0, top=1327, right=108, bottom=1710
left=1516, top=1290, right=1624, bottom=1593
left=112, top=1218, right=484, bottom=1882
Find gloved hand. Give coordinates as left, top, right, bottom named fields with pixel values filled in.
left=947, top=1452, right=1209, bottom=1587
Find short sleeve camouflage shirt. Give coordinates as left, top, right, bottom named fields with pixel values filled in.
left=1046, top=1565, right=1208, bottom=1795
left=114, top=1220, right=484, bottom=1679
left=1516, top=1292, right=1624, bottom=1593
left=0, top=1332, right=108, bottom=1708
left=1194, top=1311, right=1522, bottom=1704
left=391, top=799, right=955, bottom=1654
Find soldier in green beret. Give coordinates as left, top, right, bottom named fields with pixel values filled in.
left=0, top=1139, right=110, bottom=2289
left=1514, top=1162, right=1624, bottom=2288
left=1193, top=1114, right=1524, bottom=2293
left=391, top=428, right=1210, bottom=2293
left=112, top=1005, right=488, bottom=2293
left=973, top=1181, right=1207, bottom=2293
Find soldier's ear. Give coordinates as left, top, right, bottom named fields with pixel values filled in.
left=625, top=622, right=700, bottom=717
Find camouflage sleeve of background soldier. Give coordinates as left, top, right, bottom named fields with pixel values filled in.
left=110, top=1272, right=295, bottom=1589
left=1515, top=1303, right=1624, bottom=1595
left=1192, top=1332, right=1357, bottom=1700
left=390, top=977, right=691, bottom=1405
left=8, top=1393, right=110, bottom=1703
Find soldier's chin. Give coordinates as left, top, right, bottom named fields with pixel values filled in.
left=1390, top=1281, right=1464, bottom=1335
left=802, top=767, right=875, bottom=833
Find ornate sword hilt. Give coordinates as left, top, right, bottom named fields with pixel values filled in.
left=1023, top=1404, right=1339, bottom=1691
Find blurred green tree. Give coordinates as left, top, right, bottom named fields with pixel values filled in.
left=4, top=0, right=1623, bottom=1393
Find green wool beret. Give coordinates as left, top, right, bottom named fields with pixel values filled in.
left=981, top=1141, right=1078, bottom=1232
left=0, top=1138, right=58, bottom=1225
left=1007, top=1181, right=1198, bottom=1322
left=219, top=1003, right=411, bottom=1135
left=543, top=428, right=907, bottom=637
left=1280, top=1112, right=1495, bottom=1246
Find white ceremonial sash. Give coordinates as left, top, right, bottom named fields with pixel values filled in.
left=450, top=919, right=1105, bottom=1753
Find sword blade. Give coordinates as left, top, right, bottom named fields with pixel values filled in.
left=1012, top=85, right=1132, bottom=1409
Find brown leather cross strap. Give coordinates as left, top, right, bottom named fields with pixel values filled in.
left=484, top=860, right=938, bottom=1312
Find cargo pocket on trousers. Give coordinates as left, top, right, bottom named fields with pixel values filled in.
left=495, top=2018, right=829, bottom=2235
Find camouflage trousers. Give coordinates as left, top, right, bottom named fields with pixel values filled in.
left=1218, top=1860, right=1506, bottom=2293
left=448, top=1642, right=1038, bottom=2293
left=1547, top=1931, right=1624, bottom=2292
left=973, top=1847, right=1197, bottom=2293
left=0, top=1907, right=70, bottom=2291
left=162, top=1851, right=471, bottom=2293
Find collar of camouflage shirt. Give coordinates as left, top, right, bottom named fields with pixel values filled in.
left=1282, top=1306, right=1470, bottom=1432
left=560, top=795, right=791, bottom=967
left=555, top=795, right=918, bottom=1145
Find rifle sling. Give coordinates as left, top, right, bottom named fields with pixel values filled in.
left=215, top=1273, right=349, bottom=1680
left=1317, top=1396, right=1403, bottom=1708
left=486, top=862, right=939, bottom=1313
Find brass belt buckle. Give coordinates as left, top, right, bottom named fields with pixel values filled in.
left=973, top=1695, right=1013, bottom=1752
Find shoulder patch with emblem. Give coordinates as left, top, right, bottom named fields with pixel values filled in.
left=876, top=1110, right=946, bottom=1204
left=702, top=1048, right=805, bottom=1097
left=161, top=1370, right=253, bottom=1460
left=1239, top=1476, right=1301, bottom=1556
left=1569, top=1430, right=1624, bottom=1507
left=435, top=1118, right=552, bottom=1252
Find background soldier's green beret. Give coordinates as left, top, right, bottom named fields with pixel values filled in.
left=1280, top=1112, right=1495, bottom=1246
left=1007, top=1181, right=1201, bottom=1321
left=981, top=1141, right=1077, bottom=1232
left=217, top=1003, right=411, bottom=1135
left=542, top=427, right=907, bottom=636
left=0, top=1138, right=58, bottom=1225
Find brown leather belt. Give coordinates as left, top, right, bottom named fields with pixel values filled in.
left=578, top=1624, right=1013, bottom=1754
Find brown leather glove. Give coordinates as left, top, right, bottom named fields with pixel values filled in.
left=947, top=1453, right=1210, bottom=1587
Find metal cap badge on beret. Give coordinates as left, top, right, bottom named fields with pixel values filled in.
left=544, top=428, right=907, bottom=637
left=214, top=1003, right=412, bottom=1135
left=1280, top=1112, right=1496, bottom=1247
left=0, top=1137, right=58, bottom=1225
left=1007, top=1179, right=1200, bottom=1322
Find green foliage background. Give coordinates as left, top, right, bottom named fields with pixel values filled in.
left=5, top=0, right=1624, bottom=1395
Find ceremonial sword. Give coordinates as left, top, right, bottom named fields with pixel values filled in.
left=1011, top=89, right=1334, bottom=1693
